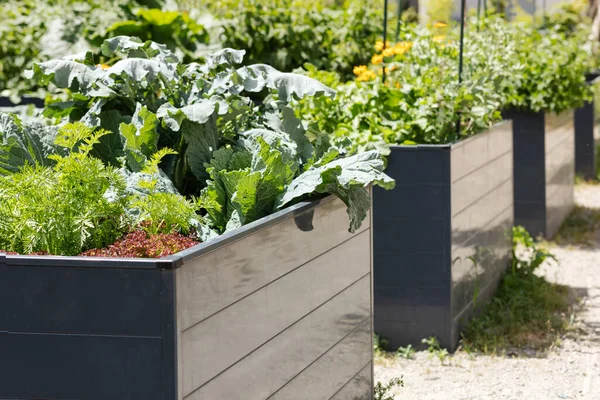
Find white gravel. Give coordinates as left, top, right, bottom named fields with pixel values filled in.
left=375, top=184, right=600, bottom=400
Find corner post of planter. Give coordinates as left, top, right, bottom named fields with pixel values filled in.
left=575, top=74, right=598, bottom=181
left=158, top=258, right=180, bottom=400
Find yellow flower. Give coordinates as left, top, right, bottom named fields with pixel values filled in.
left=395, top=82, right=401, bottom=89
left=96, top=63, right=110, bottom=70
left=353, top=65, right=368, bottom=76
left=432, top=35, right=446, bottom=43
left=392, top=41, right=412, bottom=55
left=434, top=22, right=448, bottom=28
left=371, top=54, right=384, bottom=65
left=382, top=47, right=395, bottom=57
left=356, top=70, right=377, bottom=82
left=374, top=40, right=390, bottom=52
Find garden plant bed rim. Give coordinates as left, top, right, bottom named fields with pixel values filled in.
left=388, top=120, right=512, bottom=150
left=0, top=195, right=334, bottom=270
left=0, top=95, right=44, bottom=108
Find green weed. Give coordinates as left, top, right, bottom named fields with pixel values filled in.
left=421, top=337, right=450, bottom=364
left=396, top=344, right=415, bottom=360
left=374, top=377, right=403, bottom=400
left=461, top=227, right=574, bottom=354
left=554, top=206, right=600, bottom=247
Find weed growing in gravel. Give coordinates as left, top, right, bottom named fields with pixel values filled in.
left=461, top=227, right=574, bottom=354
left=374, top=377, right=403, bottom=400
left=374, top=334, right=388, bottom=357
left=554, top=206, right=600, bottom=247
left=422, top=337, right=450, bottom=364
left=397, top=344, right=415, bottom=360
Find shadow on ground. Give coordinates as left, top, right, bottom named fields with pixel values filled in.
left=553, top=206, right=600, bottom=248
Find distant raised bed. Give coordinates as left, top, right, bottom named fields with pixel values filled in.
left=511, top=110, right=575, bottom=239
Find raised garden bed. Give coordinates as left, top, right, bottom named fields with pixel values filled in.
left=510, top=110, right=575, bottom=238
left=373, top=122, right=514, bottom=351
left=0, top=196, right=373, bottom=400
left=574, top=72, right=600, bottom=180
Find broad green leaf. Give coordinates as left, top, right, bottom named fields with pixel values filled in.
left=25, top=60, right=101, bottom=92
left=90, top=110, right=128, bottom=166
left=181, top=118, right=219, bottom=181
left=237, top=64, right=336, bottom=101
left=0, top=114, right=58, bottom=174
left=119, top=104, right=159, bottom=172
left=277, top=150, right=395, bottom=232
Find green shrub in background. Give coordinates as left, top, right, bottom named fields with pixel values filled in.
left=297, top=14, right=594, bottom=154
left=507, top=24, right=593, bottom=113
left=0, top=0, right=48, bottom=97
left=215, top=0, right=382, bottom=81
left=423, top=0, right=454, bottom=24
left=296, top=16, right=524, bottom=151
left=0, top=0, right=209, bottom=98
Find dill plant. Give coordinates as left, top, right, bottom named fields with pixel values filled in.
left=0, top=122, right=128, bottom=255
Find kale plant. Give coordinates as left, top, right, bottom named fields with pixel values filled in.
left=23, top=36, right=394, bottom=236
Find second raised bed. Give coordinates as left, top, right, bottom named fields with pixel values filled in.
left=373, top=122, right=514, bottom=351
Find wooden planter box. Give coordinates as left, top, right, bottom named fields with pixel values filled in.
left=373, top=122, right=514, bottom=351
left=574, top=73, right=599, bottom=180
left=511, top=110, right=575, bottom=238
left=0, top=196, right=373, bottom=400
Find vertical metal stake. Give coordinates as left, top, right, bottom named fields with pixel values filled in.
left=456, top=0, right=467, bottom=136
left=395, top=0, right=403, bottom=43
left=383, top=0, right=389, bottom=83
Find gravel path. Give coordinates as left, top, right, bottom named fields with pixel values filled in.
left=375, top=184, right=600, bottom=400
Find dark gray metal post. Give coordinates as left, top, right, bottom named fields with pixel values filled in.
left=575, top=101, right=596, bottom=180
left=512, top=110, right=547, bottom=237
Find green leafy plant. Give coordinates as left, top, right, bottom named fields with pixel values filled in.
left=421, top=336, right=449, bottom=364
left=298, top=15, right=524, bottom=149
left=20, top=36, right=393, bottom=245
left=374, top=334, right=388, bottom=357
left=129, top=149, right=200, bottom=235
left=213, top=0, right=382, bottom=81
left=507, top=23, right=593, bottom=113
left=103, top=8, right=209, bottom=63
left=374, top=377, right=403, bottom=400
left=0, top=122, right=129, bottom=255
left=396, top=344, right=415, bottom=360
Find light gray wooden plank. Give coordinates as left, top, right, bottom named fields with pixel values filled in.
left=546, top=134, right=574, bottom=185
left=451, top=205, right=513, bottom=284
left=268, top=319, right=372, bottom=400
left=451, top=122, right=512, bottom=182
left=179, top=231, right=371, bottom=396
left=451, top=151, right=512, bottom=216
left=329, top=363, right=372, bottom=400
left=545, top=111, right=574, bottom=152
left=176, top=197, right=370, bottom=331
left=452, top=179, right=513, bottom=244
left=183, top=276, right=371, bottom=400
